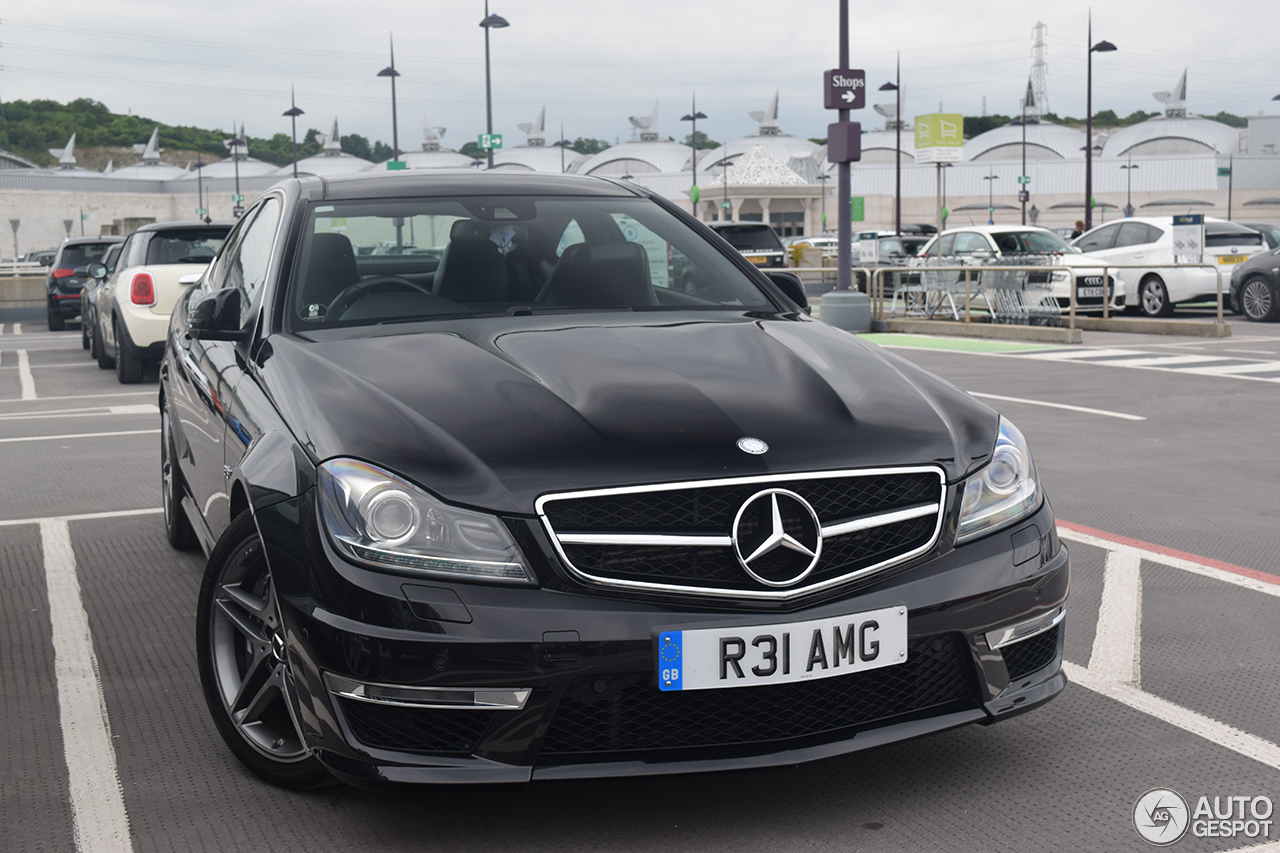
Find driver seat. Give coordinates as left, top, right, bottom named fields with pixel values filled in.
left=433, top=219, right=511, bottom=303
left=300, top=233, right=360, bottom=313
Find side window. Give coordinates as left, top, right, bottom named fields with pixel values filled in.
left=209, top=207, right=261, bottom=293
left=937, top=234, right=957, bottom=256
left=1075, top=223, right=1120, bottom=253
left=226, top=198, right=282, bottom=323
left=952, top=232, right=988, bottom=255
left=1146, top=225, right=1165, bottom=243
left=123, top=234, right=147, bottom=270
left=1114, top=222, right=1152, bottom=248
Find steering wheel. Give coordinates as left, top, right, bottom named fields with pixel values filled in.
left=326, top=275, right=433, bottom=320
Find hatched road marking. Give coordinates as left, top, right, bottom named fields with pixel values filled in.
left=1057, top=522, right=1280, bottom=772
left=967, top=391, right=1146, bottom=421
left=18, top=349, right=36, bottom=399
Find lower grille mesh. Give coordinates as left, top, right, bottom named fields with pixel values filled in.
left=340, top=699, right=494, bottom=755
left=540, top=633, right=974, bottom=757
left=1002, top=625, right=1061, bottom=680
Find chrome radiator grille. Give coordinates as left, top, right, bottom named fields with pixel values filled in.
left=537, top=467, right=947, bottom=599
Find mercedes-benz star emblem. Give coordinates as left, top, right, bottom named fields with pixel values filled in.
left=731, top=489, right=823, bottom=587
left=737, top=437, right=769, bottom=455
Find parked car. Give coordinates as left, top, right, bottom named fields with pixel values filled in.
left=81, top=242, right=125, bottom=352
left=45, top=237, right=123, bottom=331
left=164, top=171, right=1066, bottom=789
left=1072, top=216, right=1265, bottom=317
left=706, top=221, right=787, bottom=268
left=912, top=225, right=1124, bottom=311
left=24, top=248, right=57, bottom=266
left=96, top=221, right=230, bottom=382
left=1229, top=244, right=1280, bottom=322
left=1235, top=221, right=1280, bottom=250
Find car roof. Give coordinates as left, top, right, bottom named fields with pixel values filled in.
left=933, top=225, right=1058, bottom=236
left=296, top=169, right=642, bottom=201
left=60, top=236, right=125, bottom=246
left=131, top=221, right=236, bottom=233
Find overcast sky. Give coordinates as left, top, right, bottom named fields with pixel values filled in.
left=3, top=0, right=1277, bottom=154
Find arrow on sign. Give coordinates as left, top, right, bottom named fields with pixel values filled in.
left=841, top=91, right=858, bottom=103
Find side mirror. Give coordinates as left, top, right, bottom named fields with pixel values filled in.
left=766, top=271, right=811, bottom=315
left=86, top=263, right=108, bottom=280
left=969, top=249, right=992, bottom=260
left=178, top=272, right=202, bottom=286
left=188, top=288, right=248, bottom=342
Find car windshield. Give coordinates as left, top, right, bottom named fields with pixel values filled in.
left=146, top=228, right=230, bottom=265
left=288, top=196, right=776, bottom=328
left=59, top=243, right=117, bottom=267
left=711, top=225, right=784, bottom=252
left=989, top=230, right=1074, bottom=254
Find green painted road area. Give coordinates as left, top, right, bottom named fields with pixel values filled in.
left=858, top=333, right=1059, bottom=354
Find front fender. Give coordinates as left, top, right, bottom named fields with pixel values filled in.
left=233, top=428, right=316, bottom=516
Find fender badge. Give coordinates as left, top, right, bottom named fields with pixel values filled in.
left=736, top=437, right=769, bottom=455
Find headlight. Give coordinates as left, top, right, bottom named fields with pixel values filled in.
left=1050, top=270, right=1072, bottom=283
left=317, top=458, right=535, bottom=584
left=955, top=417, right=1041, bottom=544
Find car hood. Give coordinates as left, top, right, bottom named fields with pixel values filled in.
left=259, top=315, right=998, bottom=514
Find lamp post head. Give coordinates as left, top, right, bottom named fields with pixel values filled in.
left=480, top=13, right=509, bottom=28
left=1091, top=40, right=1117, bottom=53
left=377, top=66, right=400, bottom=78
left=680, top=112, right=707, bottom=121
left=283, top=106, right=304, bottom=118
left=1273, top=93, right=1280, bottom=101
left=878, top=81, right=898, bottom=92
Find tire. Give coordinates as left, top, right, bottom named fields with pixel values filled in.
left=47, top=304, right=66, bottom=332
left=114, top=318, right=145, bottom=383
left=196, top=511, right=330, bottom=789
left=1138, top=275, right=1174, bottom=318
left=90, top=317, right=103, bottom=362
left=81, top=317, right=91, bottom=349
left=1239, top=277, right=1280, bottom=323
left=161, top=408, right=198, bottom=550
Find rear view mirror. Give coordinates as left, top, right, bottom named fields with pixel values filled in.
left=766, top=271, right=811, bottom=315
left=188, top=288, right=248, bottom=342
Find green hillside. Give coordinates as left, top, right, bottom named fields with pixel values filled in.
left=0, top=98, right=393, bottom=167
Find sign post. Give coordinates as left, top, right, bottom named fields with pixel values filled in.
left=914, top=113, right=964, bottom=252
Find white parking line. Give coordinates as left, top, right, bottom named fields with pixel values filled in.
left=13, top=323, right=22, bottom=335
left=1058, top=523, right=1280, bottom=771
left=40, top=518, right=135, bottom=853
left=0, top=507, right=161, bottom=528
left=0, top=404, right=157, bottom=422
left=17, top=349, right=36, bottom=400
left=967, top=391, right=1146, bottom=421
left=0, top=391, right=153, bottom=404
left=0, top=429, right=159, bottom=445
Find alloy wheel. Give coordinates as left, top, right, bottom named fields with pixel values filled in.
left=1240, top=279, right=1277, bottom=322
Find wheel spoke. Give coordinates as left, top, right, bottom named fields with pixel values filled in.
left=220, top=580, right=272, bottom=622
left=234, top=660, right=285, bottom=726
left=215, top=594, right=269, bottom=645
left=228, top=645, right=275, bottom=719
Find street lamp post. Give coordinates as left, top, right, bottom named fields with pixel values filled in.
left=230, top=125, right=244, bottom=218
left=376, top=35, right=401, bottom=164
left=878, top=55, right=902, bottom=236
left=480, top=2, right=510, bottom=170
left=283, top=85, right=304, bottom=179
left=816, top=172, right=830, bottom=232
left=983, top=171, right=998, bottom=224
left=551, top=123, right=572, bottom=173
left=940, top=163, right=952, bottom=229
left=194, top=158, right=207, bottom=222
left=680, top=94, right=708, bottom=216
left=1084, top=13, right=1117, bottom=231
left=1121, top=158, right=1138, bottom=217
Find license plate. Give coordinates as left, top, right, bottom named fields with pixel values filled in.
left=1078, top=286, right=1104, bottom=298
left=746, top=255, right=770, bottom=265
left=1218, top=255, right=1246, bottom=265
left=656, top=605, right=907, bottom=692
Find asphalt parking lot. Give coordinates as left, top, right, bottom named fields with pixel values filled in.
left=2, top=317, right=1278, bottom=853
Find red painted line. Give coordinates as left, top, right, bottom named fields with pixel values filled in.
left=1057, top=520, right=1280, bottom=587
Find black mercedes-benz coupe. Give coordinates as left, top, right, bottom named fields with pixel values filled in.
left=161, top=170, right=1067, bottom=789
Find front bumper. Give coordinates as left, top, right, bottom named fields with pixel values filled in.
left=256, top=491, right=1068, bottom=785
